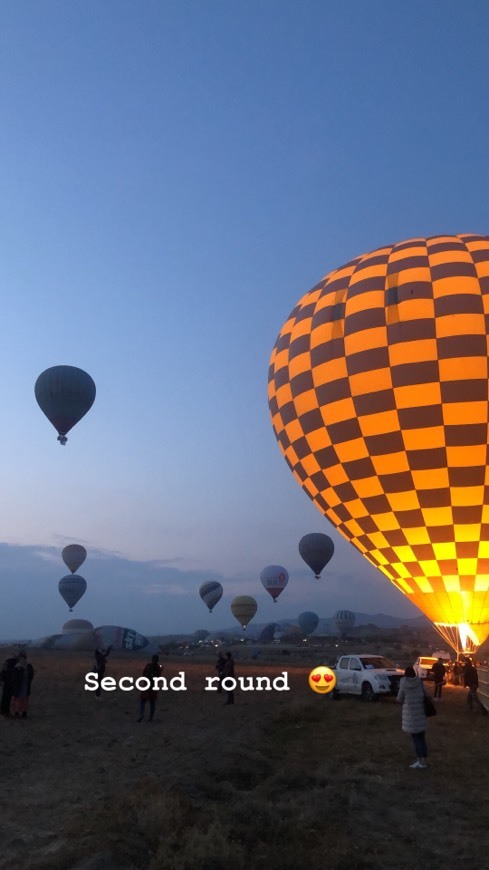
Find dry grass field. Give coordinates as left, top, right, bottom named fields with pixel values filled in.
left=2, top=649, right=489, bottom=870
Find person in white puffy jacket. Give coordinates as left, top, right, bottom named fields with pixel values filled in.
left=397, top=665, right=428, bottom=769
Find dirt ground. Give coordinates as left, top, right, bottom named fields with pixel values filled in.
left=2, top=650, right=489, bottom=869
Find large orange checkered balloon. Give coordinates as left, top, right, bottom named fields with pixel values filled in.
left=268, top=234, right=489, bottom=655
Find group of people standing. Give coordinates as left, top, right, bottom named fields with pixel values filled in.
left=397, top=656, right=487, bottom=769
left=0, top=652, right=34, bottom=719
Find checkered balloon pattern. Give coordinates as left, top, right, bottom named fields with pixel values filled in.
left=268, top=234, right=489, bottom=654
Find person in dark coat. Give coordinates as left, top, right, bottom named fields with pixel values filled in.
left=215, top=653, right=226, bottom=694
left=94, top=645, right=112, bottom=697
left=463, top=660, right=487, bottom=715
left=397, top=665, right=428, bottom=768
left=11, top=653, right=34, bottom=718
left=432, top=658, right=446, bottom=699
left=1, top=656, right=18, bottom=718
left=137, top=654, right=163, bottom=722
left=223, top=652, right=235, bottom=706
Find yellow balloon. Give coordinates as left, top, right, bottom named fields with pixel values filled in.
left=269, top=234, right=489, bottom=656
left=231, top=595, right=257, bottom=630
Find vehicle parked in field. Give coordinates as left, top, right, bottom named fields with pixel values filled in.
left=414, top=652, right=451, bottom=680
left=332, top=654, right=404, bottom=700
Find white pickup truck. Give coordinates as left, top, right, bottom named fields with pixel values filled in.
left=333, top=654, right=404, bottom=700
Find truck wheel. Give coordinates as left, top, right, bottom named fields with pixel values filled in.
left=361, top=682, right=376, bottom=701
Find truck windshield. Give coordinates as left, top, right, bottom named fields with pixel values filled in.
left=360, top=657, right=396, bottom=669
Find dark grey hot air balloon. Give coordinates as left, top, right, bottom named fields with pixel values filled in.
left=334, top=609, right=356, bottom=639
left=298, top=533, right=334, bottom=580
left=58, top=574, right=87, bottom=611
left=62, top=544, right=87, bottom=574
left=298, top=611, right=319, bottom=636
left=199, top=581, right=223, bottom=613
left=194, top=629, right=210, bottom=642
left=35, top=365, right=96, bottom=444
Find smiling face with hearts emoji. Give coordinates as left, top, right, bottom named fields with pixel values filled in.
left=308, top=666, right=336, bottom=695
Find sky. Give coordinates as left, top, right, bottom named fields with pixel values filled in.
left=1, top=1, right=489, bottom=638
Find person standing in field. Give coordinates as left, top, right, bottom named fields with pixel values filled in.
left=463, top=659, right=488, bottom=715
left=223, top=652, right=235, bottom=706
left=397, top=665, right=428, bottom=768
left=0, top=655, right=18, bottom=718
left=11, top=653, right=34, bottom=719
left=432, top=657, right=446, bottom=699
left=137, top=654, right=162, bottom=722
left=215, top=653, right=226, bottom=694
left=94, top=645, right=112, bottom=697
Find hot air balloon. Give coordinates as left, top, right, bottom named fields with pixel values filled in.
left=94, top=626, right=148, bottom=651
left=269, top=233, right=489, bottom=656
left=260, top=565, right=289, bottom=602
left=333, top=609, right=355, bottom=639
left=199, top=581, right=223, bottom=613
left=35, top=365, right=96, bottom=444
left=62, top=544, right=87, bottom=574
left=298, top=533, right=334, bottom=579
left=298, top=611, right=319, bottom=635
left=231, top=595, right=257, bottom=631
left=194, top=629, right=210, bottom=642
left=258, top=623, right=278, bottom=643
left=62, top=619, right=93, bottom=633
left=58, top=574, right=87, bottom=611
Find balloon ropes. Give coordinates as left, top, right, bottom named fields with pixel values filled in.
left=269, top=233, right=489, bottom=656
left=35, top=365, right=96, bottom=444
left=58, top=574, right=87, bottom=612
left=199, top=581, right=223, bottom=613
left=231, top=595, right=257, bottom=631
left=62, top=544, right=87, bottom=574
left=260, top=565, right=288, bottom=602
left=298, top=533, right=334, bottom=580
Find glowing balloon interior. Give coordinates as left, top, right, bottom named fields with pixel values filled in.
left=269, top=233, right=489, bottom=655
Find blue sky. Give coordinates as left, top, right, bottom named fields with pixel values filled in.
left=1, top=1, right=488, bottom=637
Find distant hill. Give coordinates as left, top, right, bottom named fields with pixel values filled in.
left=146, top=612, right=430, bottom=644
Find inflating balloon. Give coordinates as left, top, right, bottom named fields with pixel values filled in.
left=199, top=581, right=223, bottom=613
left=260, top=565, right=289, bottom=602
left=194, top=629, right=210, bottom=642
left=35, top=365, right=96, bottom=444
left=333, top=609, right=355, bottom=638
left=269, top=233, right=489, bottom=655
left=231, top=595, right=257, bottom=630
left=298, top=533, right=334, bottom=579
left=62, top=544, right=87, bottom=574
left=298, top=611, right=319, bottom=635
left=58, top=574, right=87, bottom=611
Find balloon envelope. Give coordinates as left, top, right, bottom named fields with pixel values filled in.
left=231, top=595, right=257, bottom=630
left=35, top=365, right=96, bottom=444
left=260, top=565, right=289, bottom=602
left=93, top=626, right=148, bottom=651
left=194, top=629, right=210, bottom=642
left=298, top=534, right=334, bottom=579
left=333, top=610, right=355, bottom=637
left=269, top=233, right=489, bottom=654
left=62, top=619, right=93, bottom=633
left=298, top=611, right=319, bottom=635
left=62, top=544, right=87, bottom=574
left=58, top=574, right=87, bottom=611
left=199, top=581, right=223, bottom=613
